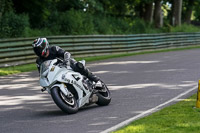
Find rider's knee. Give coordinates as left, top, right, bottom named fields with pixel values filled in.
left=76, top=62, right=84, bottom=70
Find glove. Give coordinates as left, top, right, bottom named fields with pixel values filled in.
left=63, top=52, right=71, bottom=66
left=63, top=59, right=70, bottom=66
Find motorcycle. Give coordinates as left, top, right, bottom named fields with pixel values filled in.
left=39, top=59, right=111, bottom=114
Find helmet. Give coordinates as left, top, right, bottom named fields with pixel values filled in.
left=32, top=38, right=49, bottom=57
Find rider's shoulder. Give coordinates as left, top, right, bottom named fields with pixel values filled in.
left=51, top=45, right=63, bottom=52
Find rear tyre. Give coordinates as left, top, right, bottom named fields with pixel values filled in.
left=96, top=83, right=111, bottom=106
left=51, top=86, right=78, bottom=114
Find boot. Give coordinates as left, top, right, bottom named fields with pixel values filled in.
left=73, top=61, right=101, bottom=83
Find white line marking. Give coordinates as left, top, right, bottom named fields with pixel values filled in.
left=100, top=85, right=197, bottom=133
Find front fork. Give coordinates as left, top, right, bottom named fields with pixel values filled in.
left=42, top=83, right=73, bottom=98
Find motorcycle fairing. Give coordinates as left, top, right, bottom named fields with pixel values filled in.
left=39, top=59, right=93, bottom=108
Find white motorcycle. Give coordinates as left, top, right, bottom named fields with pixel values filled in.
left=39, top=59, right=111, bottom=114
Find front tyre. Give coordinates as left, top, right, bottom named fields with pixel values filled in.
left=51, top=87, right=78, bottom=114
left=96, top=83, right=111, bottom=106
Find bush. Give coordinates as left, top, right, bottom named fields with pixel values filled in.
left=47, top=10, right=132, bottom=35
left=2, top=10, right=200, bottom=38
left=0, top=12, right=29, bottom=38
left=24, top=27, right=54, bottom=37
left=93, top=14, right=113, bottom=34
left=170, top=23, right=200, bottom=33
left=108, top=16, right=131, bottom=34
left=45, top=11, right=62, bottom=35
left=130, top=19, right=147, bottom=34
left=47, top=9, right=95, bottom=35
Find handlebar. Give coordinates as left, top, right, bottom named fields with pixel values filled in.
left=54, top=58, right=70, bottom=67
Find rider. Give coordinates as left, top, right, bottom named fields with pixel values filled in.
left=32, top=37, right=102, bottom=87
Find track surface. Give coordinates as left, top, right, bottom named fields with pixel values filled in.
left=0, top=49, right=199, bottom=133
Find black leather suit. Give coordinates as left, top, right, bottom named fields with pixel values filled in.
left=36, top=46, right=100, bottom=82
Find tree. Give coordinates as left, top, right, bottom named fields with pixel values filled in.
left=172, top=0, right=182, bottom=26
left=98, top=0, right=130, bottom=16
left=183, top=0, right=194, bottom=24
left=56, top=0, right=85, bottom=12
left=154, top=0, right=162, bottom=28
left=0, top=0, right=5, bottom=24
left=193, top=1, right=200, bottom=22
left=0, top=0, right=13, bottom=32
left=12, top=0, right=54, bottom=28
left=144, top=1, right=153, bottom=23
left=134, top=0, right=154, bottom=23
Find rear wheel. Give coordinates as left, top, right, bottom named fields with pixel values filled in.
left=96, top=83, right=111, bottom=106
left=51, top=86, right=78, bottom=114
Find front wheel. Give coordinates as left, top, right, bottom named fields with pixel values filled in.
left=51, top=87, right=78, bottom=114
left=96, top=83, right=111, bottom=106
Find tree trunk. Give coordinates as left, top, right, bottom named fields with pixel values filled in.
left=144, top=2, right=153, bottom=23
left=172, top=0, right=183, bottom=26
left=184, top=0, right=194, bottom=24
left=154, top=0, right=162, bottom=28
left=138, top=3, right=145, bottom=19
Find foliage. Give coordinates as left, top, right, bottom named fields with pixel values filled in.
left=12, top=0, right=52, bottom=28
left=24, top=27, right=54, bottom=37
left=55, top=0, right=85, bottom=12
left=0, top=11, right=29, bottom=38
left=193, top=0, right=200, bottom=21
left=131, top=19, right=147, bottom=33
left=1, top=0, right=200, bottom=38
left=45, top=9, right=95, bottom=35
left=59, top=9, right=94, bottom=35
left=170, top=23, right=200, bottom=32
left=93, top=14, right=113, bottom=34
left=108, top=17, right=131, bottom=34
left=0, top=0, right=13, bottom=18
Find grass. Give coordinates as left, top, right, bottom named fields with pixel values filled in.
left=0, top=63, right=37, bottom=76
left=1, top=45, right=200, bottom=76
left=113, top=94, right=200, bottom=133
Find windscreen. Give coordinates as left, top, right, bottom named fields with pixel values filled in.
left=40, top=60, right=52, bottom=75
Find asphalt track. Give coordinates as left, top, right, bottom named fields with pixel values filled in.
left=0, top=49, right=200, bottom=133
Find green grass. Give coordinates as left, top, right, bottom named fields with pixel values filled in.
left=113, top=94, right=200, bottom=133
left=0, top=63, right=37, bottom=76
left=1, top=45, right=200, bottom=76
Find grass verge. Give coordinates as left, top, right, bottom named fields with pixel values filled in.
left=1, top=45, right=200, bottom=76
left=113, top=94, right=200, bottom=133
left=0, top=63, right=37, bottom=76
